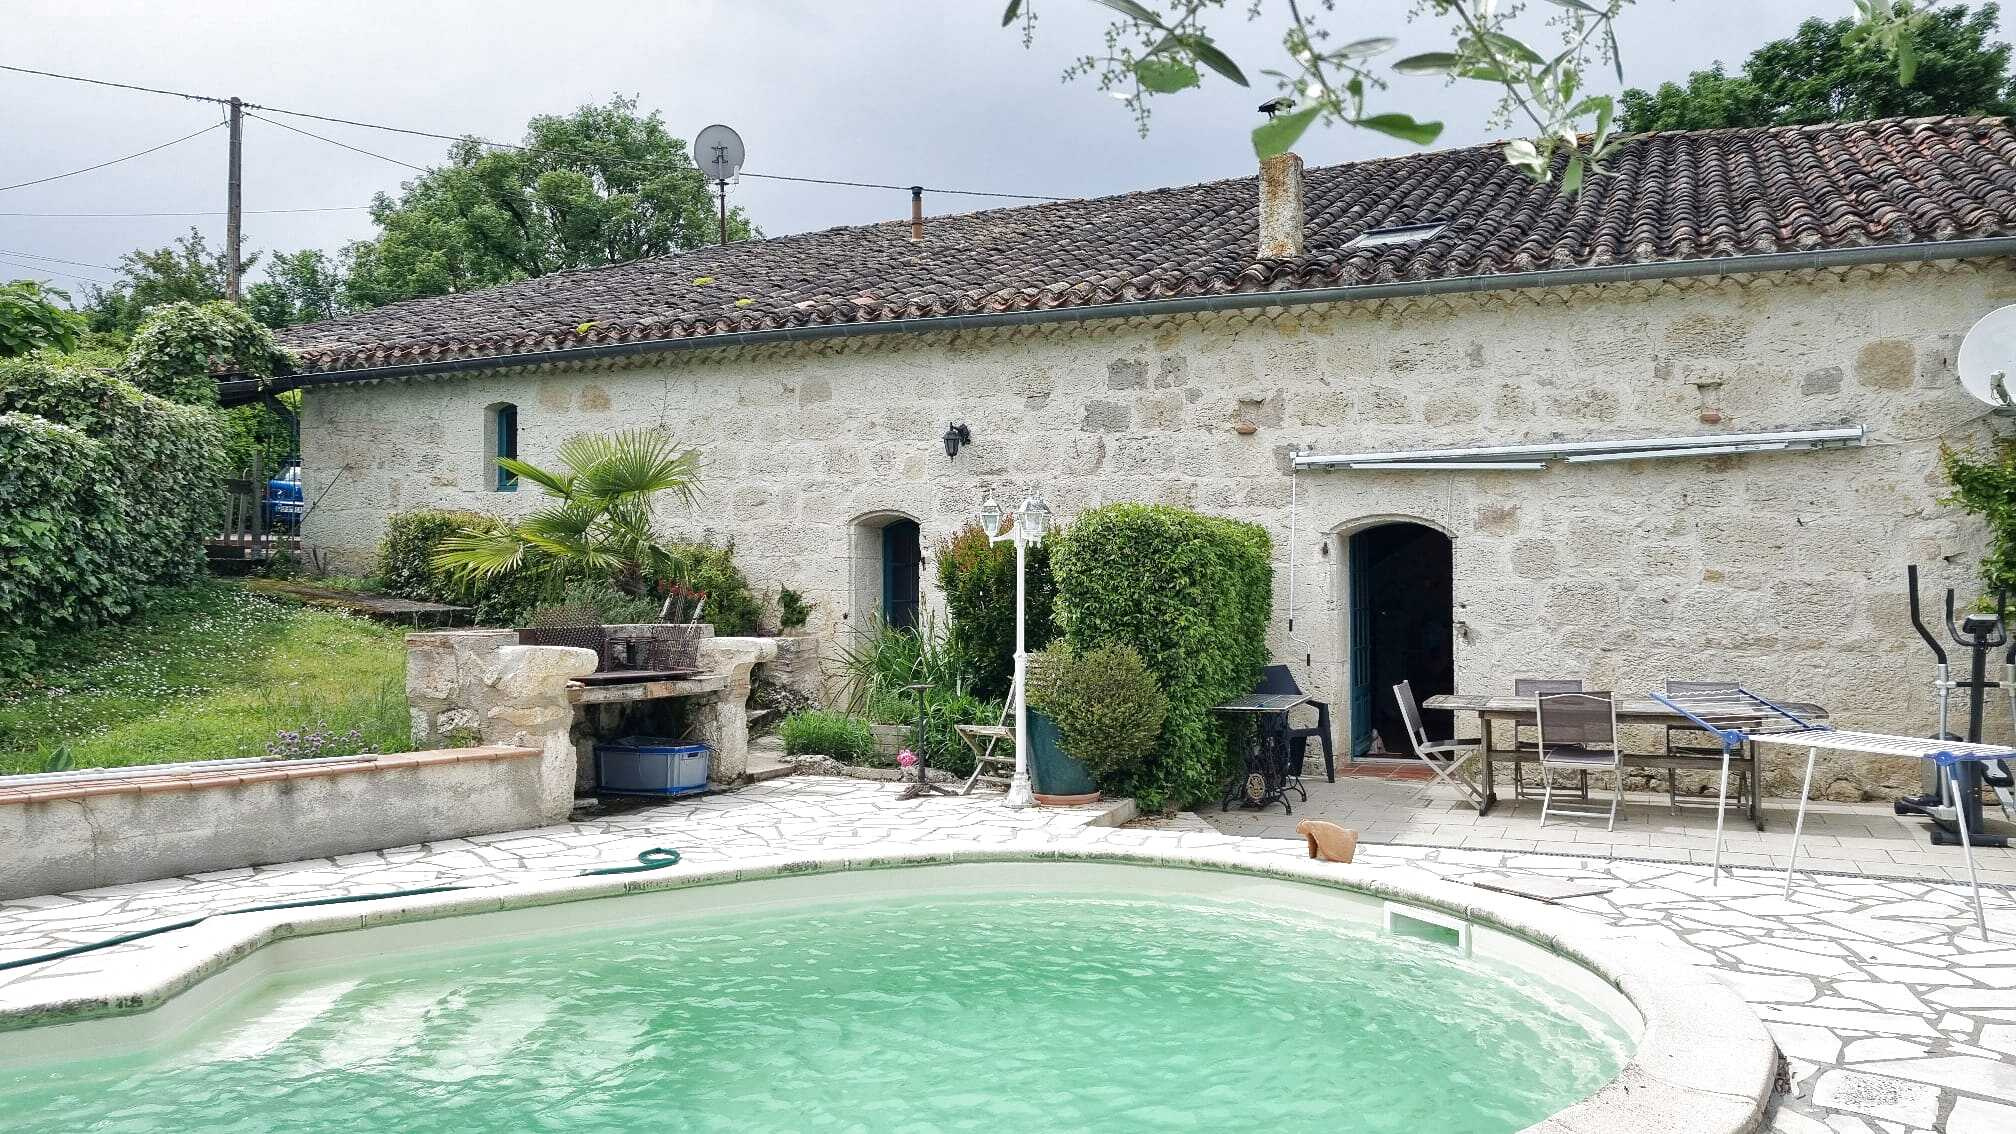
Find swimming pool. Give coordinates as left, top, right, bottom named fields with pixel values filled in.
left=0, top=854, right=1771, bottom=1132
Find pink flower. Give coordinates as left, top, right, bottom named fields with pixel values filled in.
left=896, top=749, right=918, bottom=767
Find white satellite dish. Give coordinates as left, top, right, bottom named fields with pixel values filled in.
left=1957, top=305, right=2016, bottom=409
left=693, top=124, right=746, bottom=184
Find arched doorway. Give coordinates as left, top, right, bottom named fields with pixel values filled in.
left=849, top=512, right=922, bottom=632
left=1344, top=521, right=1454, bottom=758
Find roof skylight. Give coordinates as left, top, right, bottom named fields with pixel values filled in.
left=1344, top=222, right=1447, bottom=249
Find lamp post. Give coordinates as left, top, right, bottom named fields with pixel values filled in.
left=979, top=491, right=1050, bottom=808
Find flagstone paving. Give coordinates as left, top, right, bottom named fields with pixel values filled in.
left=2, top=775, right=2014, bottom=1132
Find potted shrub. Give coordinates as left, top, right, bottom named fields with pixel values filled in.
left=1027, top=642, right=1168, bottom=805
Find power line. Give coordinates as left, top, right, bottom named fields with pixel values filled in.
left=0, top=247, right=120, bottom=271
left=736, top=170, right=1062, bottom=201
left=0, top=206, right=369, bottom=218
left=248, top=102, right=1068, bottom=200
left=0, top=61, right=1075, bottom=202
left=0, top=120, right=222, bottom=194
left=0, top=256, right=114, bottom=285
left=245, top=111, right=428, bottom=174
left=0, top=63, right=225, bottom=107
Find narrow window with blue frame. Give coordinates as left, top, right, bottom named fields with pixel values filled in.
left=492, top=403, right=518, bottom=492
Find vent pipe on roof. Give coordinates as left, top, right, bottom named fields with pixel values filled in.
left=910, top=186, right=924, bottom=243
left=1258, top=152, right=1305, bottom=259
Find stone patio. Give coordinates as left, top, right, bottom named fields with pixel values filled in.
left=1205, top=765, right=2016, bottom=885
left=1, top=775, right=2013, bottom=1132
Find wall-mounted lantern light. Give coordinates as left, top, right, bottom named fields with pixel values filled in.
left=943, top=422, right=972, bottom=458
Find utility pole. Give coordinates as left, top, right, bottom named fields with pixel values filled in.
left=225, top=96, right=243, bottom=301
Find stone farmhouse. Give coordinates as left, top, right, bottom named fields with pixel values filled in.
left=251, top=116, right=2016, bottom=799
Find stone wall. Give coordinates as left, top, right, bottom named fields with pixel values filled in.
left=304, top=262, right=2016, bottom=800
left=0, top=747, right=546, bottom=900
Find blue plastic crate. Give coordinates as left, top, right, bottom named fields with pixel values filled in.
left=595, top=739, right=711, bottom=797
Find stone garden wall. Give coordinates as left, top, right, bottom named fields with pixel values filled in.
left=304, top=261, right=2016, bottom=800
left=0, top=746, right=547, bottom=900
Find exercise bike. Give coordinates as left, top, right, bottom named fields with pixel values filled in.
left=1894, top=565, right=2016, bottom=847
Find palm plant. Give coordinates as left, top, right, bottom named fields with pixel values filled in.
left=432, top=429, right=700, bottom=596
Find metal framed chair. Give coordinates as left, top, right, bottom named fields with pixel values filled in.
left=1258, top=664, right=1335, bottom=783
left=1392, top=680, right=1484, bottom=808
left=1511, top=678, right=1584, bottom=800
left=1663, top=679, right=1750, bottom=814
left=1536, top=691, right=1625, bottom=830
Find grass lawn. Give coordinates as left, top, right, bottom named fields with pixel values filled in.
left=0, top=582, right=412, bottom=776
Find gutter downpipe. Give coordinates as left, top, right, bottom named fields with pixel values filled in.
left=226, top=237, right=2016, bottom=400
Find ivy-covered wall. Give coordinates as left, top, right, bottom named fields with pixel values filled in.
left=0, top=358, right=224, bottom=676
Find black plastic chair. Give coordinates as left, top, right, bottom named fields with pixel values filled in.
left=1257, top=664, right=1335, bottom=783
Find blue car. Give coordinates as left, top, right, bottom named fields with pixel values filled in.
left=263, top=460, right=305, bottom=530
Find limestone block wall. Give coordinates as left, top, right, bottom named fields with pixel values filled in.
left=307, top=262, right=2016, bottom=801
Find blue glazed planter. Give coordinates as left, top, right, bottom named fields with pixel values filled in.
left=1028, top=710, right=1100, bottom=805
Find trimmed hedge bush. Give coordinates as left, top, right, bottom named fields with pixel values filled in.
left=934, top=524, right=1055, bottom=702
left=1028, top=641, right=1169, bottom=787
left=778, top=710, right=876, bottom=763
left=1050, top=504, right=1271, bottom=811
left=0, top=358, right=223, bottom=677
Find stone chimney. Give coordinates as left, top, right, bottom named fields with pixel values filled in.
left=1257, top=152, right=1305, bottom=259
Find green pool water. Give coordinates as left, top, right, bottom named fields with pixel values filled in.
left=0, top=890, right=1629, bottom=1132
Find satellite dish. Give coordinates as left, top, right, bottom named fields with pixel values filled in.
left=1957, top=305, right=2016, bottom=409
left=693, top=124, right=746, bottom=184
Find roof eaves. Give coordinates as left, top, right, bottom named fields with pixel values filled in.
left=220, top=233, right=2016, bottom=405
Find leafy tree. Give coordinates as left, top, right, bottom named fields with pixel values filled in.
left=0, top=281, right=85, bottom=358
left=1622, top=2, right=2015, bottom=132
left=342, top=96, right=752, bottom=307
left=1005, top=1, right=1934, bottom=184
left=82, top=229, right=256, bottom=338
left=245, top=249, right=349, bottom=329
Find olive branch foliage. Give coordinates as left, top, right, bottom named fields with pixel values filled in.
left=1002, top=0, right=1937, bottom=191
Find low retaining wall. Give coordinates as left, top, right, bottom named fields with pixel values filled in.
left=0, top=746, right=543, bottom=901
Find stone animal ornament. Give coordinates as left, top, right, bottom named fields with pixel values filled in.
left=1296, top=819, right=1358, bottom=863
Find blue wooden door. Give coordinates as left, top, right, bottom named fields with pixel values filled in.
left=1348, top=532, right=1374, bottom=755
left=881, top=520, right=921, bottom=631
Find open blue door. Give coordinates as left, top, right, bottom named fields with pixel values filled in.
left=1348, top=532, right=1374, bottom=755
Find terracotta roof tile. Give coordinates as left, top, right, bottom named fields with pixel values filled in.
left=277, top=116, right=2016, bottom=374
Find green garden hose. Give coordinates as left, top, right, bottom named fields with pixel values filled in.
left=0, top=847, right=682, bottom=975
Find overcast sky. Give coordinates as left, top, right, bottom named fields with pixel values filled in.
left=2, top=1, right=1996, bottom=297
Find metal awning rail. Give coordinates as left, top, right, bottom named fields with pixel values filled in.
left=1292, top=425, right=1864, bottom=472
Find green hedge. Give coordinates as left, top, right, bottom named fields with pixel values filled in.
left=1050, top=504, right=1271, bottom=811
left=0, top=359, right=223, bottom=676
left=377, top=509, right=549, bottom=625
left=934, top=524, right=1055, bottom=702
